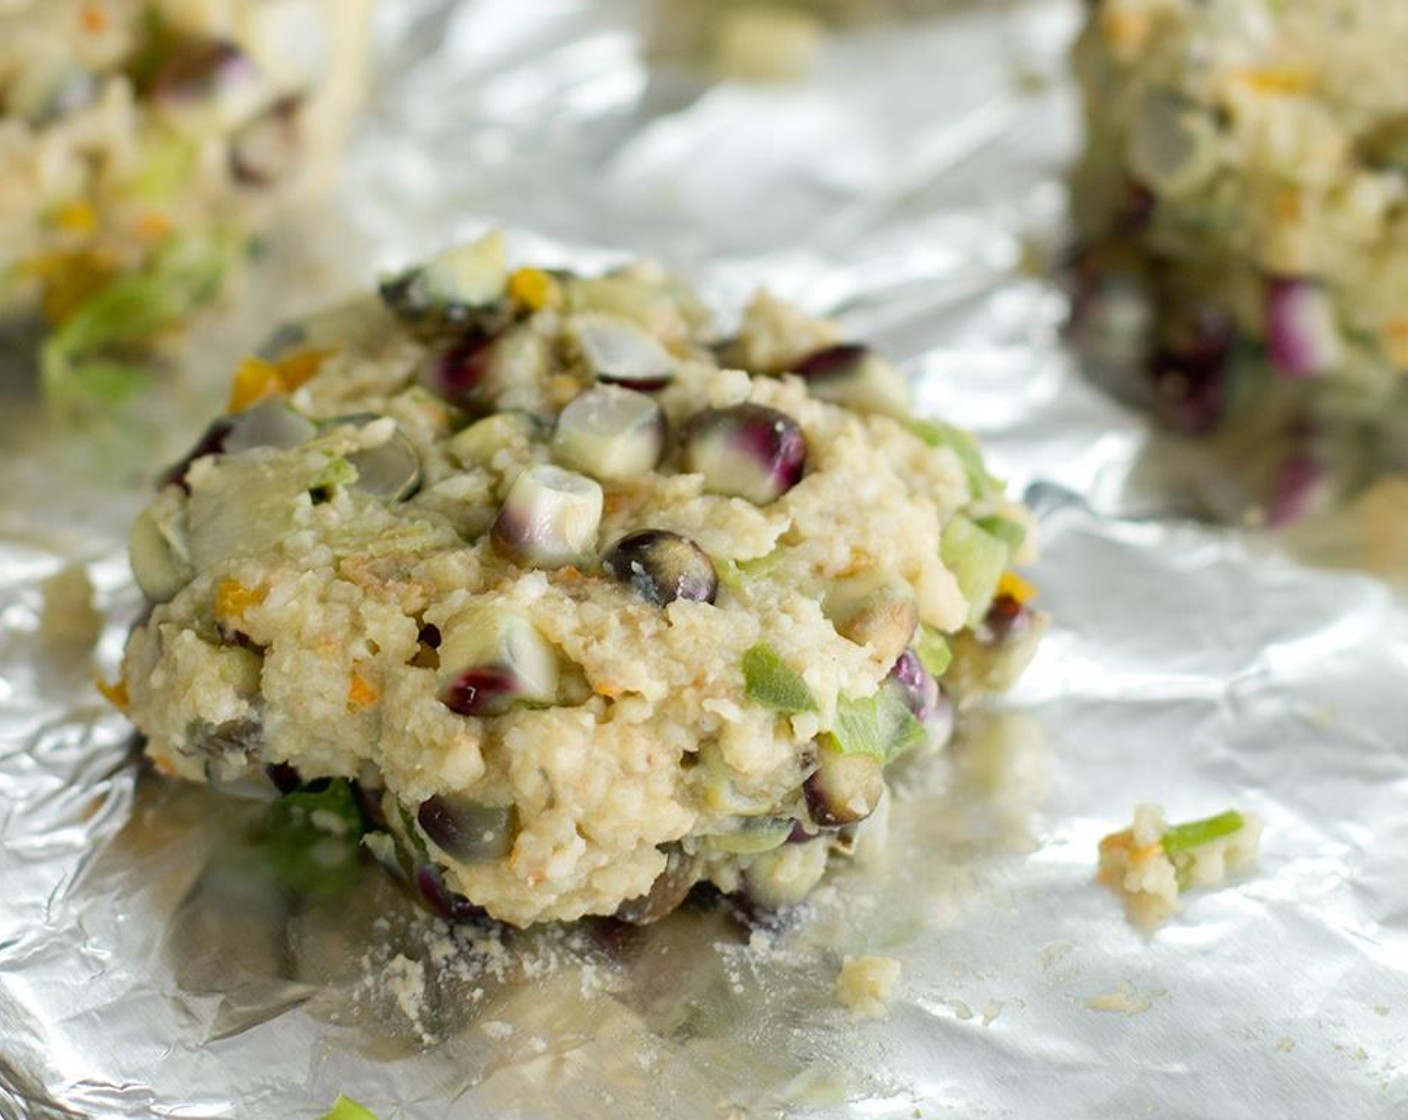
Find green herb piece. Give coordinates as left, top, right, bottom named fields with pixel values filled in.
left=714, top=550, right=784, bottom=594
left=51, top=360, right=154, bottom=407
left=975, top=514, right=1027, bottom=554
left=714, top=558, right=744, bottom=593
left=742, top=642, right=817, bottom=713
left=253, top=779, right=367, bottom=901
left=829, top=685, right=925, bottom=762
left=739, top=549, right=785, bottom=578
left=41, top=233, right=234, bottom=403
left=397, top=802, right=430, bottom=861
left=913, top=624, right=953, bottom=677
left=131, top=133, right=198, bottom=203
left=48, top=234, right=228, bottom=357
left=1162, top=810, right=1245, bottom=855
left=906, top=418, right=1001, bottom=500
left=940, top=514, right=1009, bottom=624
left=319, top=1095, right=379, bottom=1120
left=311, top=455, right=359, bottom=492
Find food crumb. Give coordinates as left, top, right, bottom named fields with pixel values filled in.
left=836, top=955, right=901, bottom=1021
left=712, top=6, right=825, bottom=83
left=1276, top=1036, right=1296, bottom=1053
left=39, top=564, right=103, bottom=652
left=383, top=954, right=432, bottom=1042
left=480, top=1020, right=514, bottom=1040
left=1306, top=705, right=1337, bottom=729
left=1083, top=979, right=1162, bottom=1015
left=1098, top=804, right=1261, bottom=926
left=1039, top=939, right=1076, bottom=979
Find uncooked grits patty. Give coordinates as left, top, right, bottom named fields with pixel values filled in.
left=0, top=0, right=370, bottom=394
left=1070, top=0, right=1408, bottom=440
left=118, top=233, right=1046, bottom=927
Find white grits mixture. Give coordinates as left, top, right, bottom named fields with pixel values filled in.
left=119, top=233, right=1044, bottom=926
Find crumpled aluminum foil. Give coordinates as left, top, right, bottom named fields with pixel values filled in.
left=4, top=1, right=1408, bottom=1117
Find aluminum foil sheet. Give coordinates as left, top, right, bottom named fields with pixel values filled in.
left=4, top=1, right=1408, bottom=1116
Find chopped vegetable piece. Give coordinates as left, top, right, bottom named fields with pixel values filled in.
left=41, top=235, right=231, bottom=404
left=829, top=685, right=925, bottom=762
left=1161, top=810, right=1246, bottom=855
left=254, top=780, right=367, bottom=901
left=437, top=605, right=559, bottom=716
left=913, top=624, right=953, bottom=677
left=228, top=357, right=285, bottom=413
left=508, top=266, right=560, bottom=312
left=603, top=530, right=717, bottom=606
left=310, top=456, right=358, bottom=494
left=742, top=642, right=817, bottom=713
left=490, top=464, right=603, bottom=569
left=417, top=796, right=516, bottom=863
left=319, top=1096, right=379, bottom=1120
left=996, top=570, right=1037, bottom=605
left=975, top=514, right=1027, bottom=554
left=907, top=418, right=1001, bottom=500
left=791, top=342, right=912, bottom=416
left=940, top=515, right=1009, bottom=624
left=95, top=673, right=130, bottom=711
left=888, top=649, right=939, bottom=721
left=683, top=404, right=807, bottom=505
left=805, top=745, right=883, bottom=826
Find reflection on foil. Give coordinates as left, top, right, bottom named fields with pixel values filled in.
left=4, top=0, right=1408, bottom=1117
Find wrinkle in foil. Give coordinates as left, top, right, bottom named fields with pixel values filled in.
left=2, top=2, right=1408, bottom=1117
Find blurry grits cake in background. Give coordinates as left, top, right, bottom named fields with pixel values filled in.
left=114, top=232, right=1044, bottom=928
left=0, top=0, right=371, bottom=402
left=1069, top=0, right=1408, bottom=461
left=648, top=0, right=942, bottom=82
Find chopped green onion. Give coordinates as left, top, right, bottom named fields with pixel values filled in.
left=913, top=624, right=953, bottom=678
left=940, top=514, right=1008, bottom=625
left=41, top=232, right=235, bottom=404
left=319, top=1095, right=378, bottom=1120
left=829, top=685, right=925, bottom=762
left=975, top=514, right=1027, bottom=554
left=714, top=558, right=744, bottom=593
left=253, top=779, right=367, bottom=900
left=311, top=455, right=359, bottom=492
left=742, top=642, right=817, bottom=713
left=1162, top=810, right=1245, bottom=855
left=906, top=418, right=1002, bottom=499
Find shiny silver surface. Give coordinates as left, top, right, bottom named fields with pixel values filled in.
left=2, top=2, right=1406, bottom=1116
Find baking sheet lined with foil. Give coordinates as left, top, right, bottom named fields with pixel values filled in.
left=3, top=1, right=1408, bottom=1117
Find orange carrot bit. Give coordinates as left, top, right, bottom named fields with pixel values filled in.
left=1382, top=319, right=1408, bottom=369
left=134, top=212, right=174, bottom=243
left=214, top=579, right=266, bottom=621
left=347, top=665, right=379, bottom=711
left=32, top=251, right=115, bottom=324
left=1098, top=9, right=1148, bottom=56
left=997, top=571, right=1038, bottom=605
left=79, top=3, right=109, bottom=33
left=227, top=357, right=285, bottom=413
left=94, top=672, right=129, bottom=711
left=275, top=348, right=327, bottom=391
left=1274, top=187, right=1304, bottom=225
